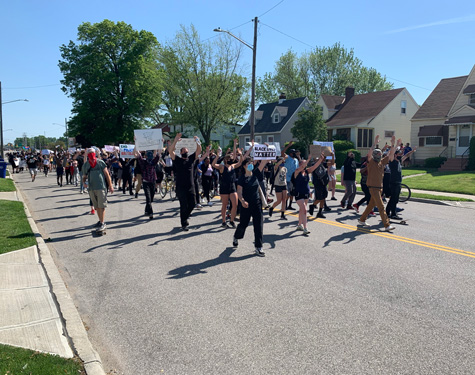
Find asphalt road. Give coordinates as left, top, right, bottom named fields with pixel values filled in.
left=14, top=171, right=475, bottom=375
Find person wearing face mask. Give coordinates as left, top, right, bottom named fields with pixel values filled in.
left=281, top=141, right=300, bottom=211
left=341, top=151, right=358, bottom=210
left=232, top=143, right=267, bottom=257
left=358, top=135, right=396, bottom=232
left=134, top=142, right=161, bottom=219
left=82, top=148, right=114, bottom=233
left=168, top=133, right=202, bottom=231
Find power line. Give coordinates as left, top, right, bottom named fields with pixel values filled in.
left=260, top=22, right=314, bottom=48
left=259, top=0, right=285, bottom=18
left=386, top=77, right=432, bottom=91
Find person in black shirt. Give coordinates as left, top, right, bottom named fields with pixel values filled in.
left=168, top=133, right=202, bottom=231
left=26, top=154, right=38, bottom=182
left=341, top=151, right=358, bottom=210
left=232, top=144, right=267, bottom=257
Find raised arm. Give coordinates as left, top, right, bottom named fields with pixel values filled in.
left=199, top=145, right=210, bottom=163
left=388, top=136, right=398, bottom=162
left=401, top=147, right=416, bottom=162
left=168, top=133, right=181, bottom=161
left=194, top=136, right=202, bottom=159
left=367, top=134, right=380, bottom=162
left=232, top=138, right=238, bottom=160
left=307, top=153, right=325, bottom=174
left=281, top=141, right=294, bottom=157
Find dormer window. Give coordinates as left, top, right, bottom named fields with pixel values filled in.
left=273, top=113, right=280, bottom=123
left=470, top=94, right=475, bottom=105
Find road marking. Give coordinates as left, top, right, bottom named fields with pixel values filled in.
left=279, top=210, right=475, bottom=259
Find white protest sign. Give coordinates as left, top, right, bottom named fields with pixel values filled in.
left=313, top=141, right=334, bottom=159
left=175, top=138, right=197, bottom=157
left=41, top=149, right=52, bottom=155
left=68, top=147, right=77, bottom=154
left=104, top=145, right=117, bottom=152
left=267, top=142, right=281, bottom=156
left=119, top=144, right=135, bottom=159
left=253, top=144, right=277, bottom=160
left=134, top=129, right=163, bottom=151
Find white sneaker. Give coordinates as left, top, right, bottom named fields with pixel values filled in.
left=255, top=248, right=265, bottom=257
left=385, top=225, right=395, bottom=232
left=357, top=220, right=370, bottom=227
left=195, top=204, right=203, bottom=209
left=207, top=202, right=214, bottom=206
left=296, top=225, right=304, bottom=231
left=303, top=228, right=310, bottom=235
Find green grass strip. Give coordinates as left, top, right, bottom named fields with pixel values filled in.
left=0, top=178, right=15, bottom=192
left=0, top=201, right=36, bottom=254
left=403, top=171, right=475, bottom=195
left=0, top=344, right=84, bottom=375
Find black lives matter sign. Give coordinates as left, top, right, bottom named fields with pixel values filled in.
left=253, top=144, right=277, bottom=160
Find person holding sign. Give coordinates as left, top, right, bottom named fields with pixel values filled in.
left=168, top=133, right=202, bottom=231
left=212, top=138, right=242, bottom=228
left=309, top=152, right=333, bottom=218
left=233, top=142, right=267, bottom=257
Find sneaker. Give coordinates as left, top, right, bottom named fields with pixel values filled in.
left=357, top=220, right=369, bottom=227
left=287, top=205, right=295, bottom=210
left=352, top=204, right=359, bottom=213
left=96, top=223, right=106, bottom=232
left=324, top=206, right=332, bottom=212
left=331, top=197, right=337, bottom=201
left=390, top=215, right=403, bottom=220
left=195, top=204, right=203, bottom=209
left=94, top=221, right=101, bottom=228
left=267, top=198, right=273, bottom=204
left=255, top=248, right=265, bottom=257
left=221, top=222, right=227, bottom=228
left=309, top=204, right=314, bottom=216
left=340, top=201, right=345, bottom=208
left=303, top=228, right=310, bottom=235
left=207, top=202, right=214, bottom=206
left=229, top=221, right=236, bottom=228
left=296, top=225, right=304, bottom=231
left=316, top=212, right=326, bottom=219
left=80, top=190, right=84, bottom=194
left=233, top=237, right=238, bottom=247
left=346, top=206, right=353, bottom=210
left=269, top=207, right=274, bottom=217
left=281, top=213, right=287, bottom=220
left=385, top=225, right=396, bottom=232
left=135, top=192, right=138, bottom=198
left=369, top=211, right=376, bottom=217
left=396, top=207, right=404, bottom=212
left=90, top=209, right=95, bottom=215
left=182, top=226, right=189, bottom=232
left=149, top=214, right=153, bottom=220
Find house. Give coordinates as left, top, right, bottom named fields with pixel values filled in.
left=410, top=65, right=475, bottom=170
left=238, top=95, right=311, bottom=147
left=319, top=87, right=419, bottom=154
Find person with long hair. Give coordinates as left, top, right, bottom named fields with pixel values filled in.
left=309, top=152, right=332, bottom=218
left=268, top=157, right=288, bottom=220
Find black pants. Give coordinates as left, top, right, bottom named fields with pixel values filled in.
left=234, top=201, right=263, bottom=248
left=356, top=183, right=371, bottom=207
left=176, top=188, right=196, bottom=228
left=202, top=175, right=212, bottom=202
left=65, top=169, right=71, bottom=184
left=386, top=183, right=401, bottom=217
left=143, top=181, right=155, bottom=215
left=122, top=174, right=133, bottom=194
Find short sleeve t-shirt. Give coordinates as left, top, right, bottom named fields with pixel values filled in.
left=366, top=155, right=389, bottom=188
left=238, top=168, right=263, bottom=204
left=174, top=153, right=196, bottom=190
left=284, top=157, right=298, bottom=182
left=389, top=159, right=402, bottom=184
left=82, top=160, right=107, bottom=191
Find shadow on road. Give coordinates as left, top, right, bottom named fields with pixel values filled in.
left=166, top=247, right=255, bottom=279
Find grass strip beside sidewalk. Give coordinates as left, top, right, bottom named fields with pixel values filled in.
left=0, top=344, right=84, bottom=375
left=0, top=178, right=16, bottom=192
left=0, top=201, right=36, bottom=254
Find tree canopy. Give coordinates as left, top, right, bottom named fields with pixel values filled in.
left=158, top=25, right=250, bottom=145
left=290, top=103, right=327, bottom=157
left=59, top=20, right=162, bottom=146
left=256, top=42, right=394, bottom=104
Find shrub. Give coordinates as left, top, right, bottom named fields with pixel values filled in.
left=336, top=149, right=361, bottom=168
left=468, top=137, right=475, bottom=170
left=424, top=157, right=447, bottom=168
left=333, top=140, right=355, bottom=152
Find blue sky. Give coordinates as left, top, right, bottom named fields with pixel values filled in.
left=1, top=0, right=474, bottom=145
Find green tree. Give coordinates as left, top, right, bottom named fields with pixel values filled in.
left=291, top=103, right=326, bottom=157
left=257, top=42, right=393, bottom=104
left=59, top=20, right=163, bottom=146
left=158, top=25, right=250, bottom=145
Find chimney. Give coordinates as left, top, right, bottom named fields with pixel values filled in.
left=278, top=92, right=286, bottom=104
left=345, top=87, right=355, bottom=103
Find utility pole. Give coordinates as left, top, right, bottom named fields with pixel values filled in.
left=250, top=16, right=258, bottom=141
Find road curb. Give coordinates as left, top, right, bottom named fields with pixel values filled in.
left=14, top=178, right=106, bottom=375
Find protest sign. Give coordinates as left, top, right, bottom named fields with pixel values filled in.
left=313, top=141, right=334, bottom=159
left=134, top=129, right=163, bottom=151
left=267, top=142, right=281, bottom=156
left=175, top=138, right=197, bottom=156
left=104, top=145, right=118, bottom=152
left=253, top=144, right=277, bottom=160
left=41, top=149, right=52, bottom=155
left=119, top=144, right=135, bottom=159
left=68, top=147, right=77, bottom=154
left=309, top=144, right=322, bottom=158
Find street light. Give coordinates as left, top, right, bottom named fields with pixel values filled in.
left=214, top=16, right=258, bottom=140
left=52, top=121, right=69, bottom=143
left=0, top=80, right=29, bottom=158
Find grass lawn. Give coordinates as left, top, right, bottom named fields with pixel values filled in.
left=403, top=171, right=475, bottom=195
left=0, top=201, right=36, bottom=254
left=0, top=178, right=16, bottom=192
left=0, top=344, right=84, bottom=375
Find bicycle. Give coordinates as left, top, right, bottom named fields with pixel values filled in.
left=399, top=183, right=411, bottom=202
left=160, top=173, right=176, bottom=201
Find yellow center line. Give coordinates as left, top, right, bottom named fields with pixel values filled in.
left=278, top=210, right=475, bottom=259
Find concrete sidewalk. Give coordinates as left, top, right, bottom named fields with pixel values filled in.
left=0, top=174, right=105, bottom=375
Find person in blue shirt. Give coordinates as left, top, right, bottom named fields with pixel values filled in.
left=282, top=141, right=300, bottom=211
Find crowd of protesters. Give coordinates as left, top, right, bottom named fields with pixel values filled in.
left=5, top=133, right=415, bottom=256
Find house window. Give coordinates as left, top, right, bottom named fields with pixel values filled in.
left=245, top=137, right=250, bottom=144
left=401, top=100, right=407, bottom=114
left=255, top=136, right=262, bottom=144
left=385, top=131, right=395, bottom=138
left=470, top=94, right=475, bottom=105
left=357, top=128, right=374, bottom=148
left=273, top=113, right=280, bottom=123
left=267, top=135, right=274, bottom=143
left=425, top=136, right=442, bottom=146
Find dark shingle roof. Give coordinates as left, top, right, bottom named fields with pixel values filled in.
left=444, top=116, right=475, bottom=125
left=412, top=76, right=468, bottom=120
left=321, top=95, right=344, bottom=109
left=326, top=88, right=404, bottom=127
left=462, top=84, right=475, bottom=94
left=239, top=97, right=307, bottom=135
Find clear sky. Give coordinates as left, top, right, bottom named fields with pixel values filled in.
left=1, top=0, right=474, bottom=146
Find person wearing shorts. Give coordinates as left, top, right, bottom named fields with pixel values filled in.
left=27, top=155, right=38, bottom=182
left=269, top=157, right=288, bottom=220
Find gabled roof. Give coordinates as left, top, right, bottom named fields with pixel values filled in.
left=321, top=95, right=344, bottom=110
left=239, top=97, right=307, bottom=135
left=326, top=88, right=404, bottom=128
left=412, top=76, right=468, bottom=120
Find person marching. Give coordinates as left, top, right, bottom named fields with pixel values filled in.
left=357, top=135, right=397, bottom=231
left=309, top=152, right=333, bottom=218
left=268, top=156, right=288, bottom=220
left=281, top=141, right=300, bottom=210
left=232, top=142, right=267, bottom=256
left=168, top=133, right=202, bottom=231
left=133, top=143, right=161, bottom=220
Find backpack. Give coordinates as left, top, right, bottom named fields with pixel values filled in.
left=315, top=165, right=330, bottom=185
